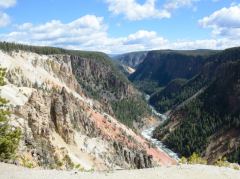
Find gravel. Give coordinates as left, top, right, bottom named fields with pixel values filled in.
left=0, top=163, right=239, bottom=179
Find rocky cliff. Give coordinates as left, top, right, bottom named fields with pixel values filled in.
left=112, top=51, right=148, bottom=68
left=0, top=46, right=176, bottom=171
left=70, top=53, right=150, bottom=129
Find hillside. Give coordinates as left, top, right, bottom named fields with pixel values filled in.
left=149, top=78, right=188, bottom=112
left=0, top=42, right=176, bottom=171
left=153, top=47, right=240, bottom=164
left=129, top=50, right=217, bottom=94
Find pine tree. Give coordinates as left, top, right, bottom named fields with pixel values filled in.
left=0, top=68, right=21, bottom=160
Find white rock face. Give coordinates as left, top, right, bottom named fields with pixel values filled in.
left=0, top=50, right=120, bottom=170
left=0, top=85, right=33, bottom=106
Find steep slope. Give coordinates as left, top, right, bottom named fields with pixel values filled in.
left=0, top=42, right=150, bottom=129
left=149, top=78, right=188, bottom=112
left=0, top=43, right=176, bottom=170
left=129, top=50, right=217, bottom=94
left=153, top=47, right=240, bottom=164
left=150, top=47, right=240, bottom=113
left=70, top=54, right=150, bottom=128
left=112, top=51, right=148, bottom=68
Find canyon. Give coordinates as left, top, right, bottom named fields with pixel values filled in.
left=0, top=45, right=176, bottom=171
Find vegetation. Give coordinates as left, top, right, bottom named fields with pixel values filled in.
left=0, top=68, right=21, bottom=161
left=214, top=157, right=232, bottom=167
left=180, top=153, right=207, bottom=164
left=111, top=97, right=150, bottom=128
left=149, top=78, right=191, bottom=112
left=20, top=155, right=35, bottom=168
left=161, top=98, right=240, bottom=159
left=154, top=60, right=240, bottom=163
left=129, top=50, right=209, bottom=95
left=63, top=155, right=75, bottom=170
left=70, top=51, right=151, bottom=128
left=133, top=80, right=163, bottom=95
left=227, top=148, right=240, bottom=164
left=180, top=154, right=240, bottom=170
left=0, top=41, right=102, bottom=58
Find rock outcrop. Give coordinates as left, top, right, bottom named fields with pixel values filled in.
left=112, top=51, right=148, bottom=68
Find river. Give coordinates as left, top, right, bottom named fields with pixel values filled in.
left=141, top=95, right=179, bottom=160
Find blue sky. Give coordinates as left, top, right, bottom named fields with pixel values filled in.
left=0, top=0, right=239, bottom=53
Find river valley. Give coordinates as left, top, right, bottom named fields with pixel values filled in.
left=141, top=95, right=179, bottom=161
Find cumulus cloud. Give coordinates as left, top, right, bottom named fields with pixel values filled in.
left=0, top=12, right=10, bottom=27
left=199, top=4, right=240, bottom=38
left=1, top=15, right=168, bottom=52
left=0, top=0, right=17, bottom=27
left=0, top=14, right=239, bottom=53
left=105, top=0, right=170, bottom=20
left=1, top=15, right=110, bottom=48
left=0, top=0, right=16, bottom=8
left=105, top=0, right=199, bottom=20
left=164, top=0, right=196, bottom=10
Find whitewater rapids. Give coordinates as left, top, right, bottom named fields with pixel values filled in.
left=141, top=95, right=179, bottom=161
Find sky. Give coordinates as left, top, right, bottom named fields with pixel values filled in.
left=0, top=0, right=239, bottom=53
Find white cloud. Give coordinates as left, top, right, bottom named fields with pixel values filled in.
left=0, top=0, right=17, bottom=27
left=105, top=0, right=170, bottom=20
left=170, top=38, right=240, bottom=50
left=105, top=0, right=199, bottom=20
left=0, top=16, right=171, bottom=53
left=122, top=30, right=168, bottom=48
left=0, top=0, right=16, bottom=8
left=0, top=15, right=239, bottom=54
left=1, top=15, right=112, bottom=50
left=0, top=12, right=10, bottom=27
left=199, top=4, right=240, bottom=38
left=164, top=0, right=196, bottom=10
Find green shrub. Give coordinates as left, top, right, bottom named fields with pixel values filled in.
left=188, top=153, right=207, bottom=164
left=20, top=156, right=35, bottom=168
left=214, top=157, right=240, bottom=170
left=0, top=67, right=21, bottom=161
left=179, top=153, right=207, bottom=165
left=214, top=157, right=230, bottom=167
left=63, top=155, right=74, bottom=170
left=179, top=156, right=188, bottom=164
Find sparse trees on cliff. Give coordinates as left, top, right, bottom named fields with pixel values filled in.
left=0, top=68, right=21, bottom=160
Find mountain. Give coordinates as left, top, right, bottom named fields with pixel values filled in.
left=0, top=42, right=176, bottom=170
left=129, top=50, right=218, bottom=94
left=112, top=51, right=148, bottom=68
left=152, top=47, right=240, bottom=164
